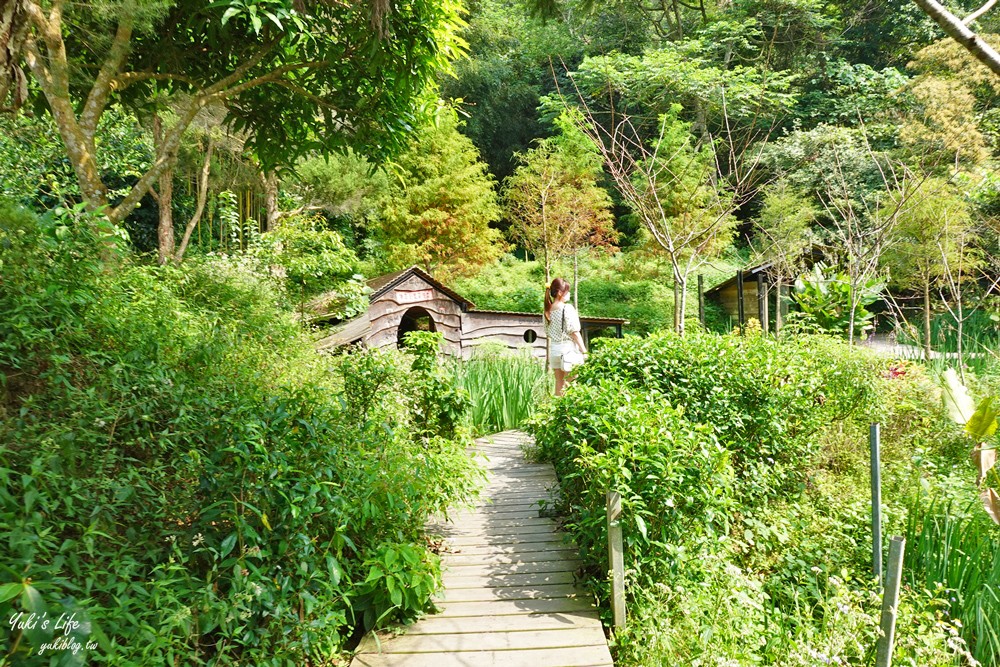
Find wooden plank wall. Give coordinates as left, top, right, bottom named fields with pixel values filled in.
left=715, top=282, right=760, bottom=322
left=366, top=275, right=464, bottom=356
left=461, top=312, right=547, bottom=360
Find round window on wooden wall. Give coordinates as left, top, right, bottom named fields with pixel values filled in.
left=523, top=329, right=537, bottom=343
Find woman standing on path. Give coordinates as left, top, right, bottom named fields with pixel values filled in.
left=545, top=278, right=588, bottom=396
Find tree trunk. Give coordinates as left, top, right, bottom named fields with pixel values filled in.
left=156, top=162, right=176, bottom=265
left=847, top=276, right=858, bottom=345
left=923, top=278, right=932, bottom=361
left=573, top=249, right=578, bottom=306
left=673, top=280, right=680, bottom=333
left=957, top=293, right=965, bottom=384
left=0, top=0, right=29, bottom=112
left=677, top=273, right=688, bottom=336
left=775, top=278, right=783, bottom=337
left=262, top=169, right=280, bottom=231
left=175, top=137, right=214, bottom=262
left=153, top=114, right=176, bottom=265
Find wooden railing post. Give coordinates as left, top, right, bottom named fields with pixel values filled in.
left=870, top=423, right=883, bottom=586
left=876, top=536, right=906, bottom=667
left=606, top=491, right=625, bottom=630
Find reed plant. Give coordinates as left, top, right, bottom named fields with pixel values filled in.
left=898, top=309, right=1000, bottom=374
left=905, top=501, right=1000, bottom=665
left=450, top=343, right=548, bottom=435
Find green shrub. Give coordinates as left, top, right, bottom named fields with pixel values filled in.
left=531, top=381, right=734, bottom=590
left=402, top=330, right=471, bottom=440
left=573, top=331, right=886, bottom=501
left=0, top=203, right=481, bottom=664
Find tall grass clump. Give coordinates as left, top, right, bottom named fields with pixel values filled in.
left=906, top=500, right=1000, bottom=665
left=451, top=343, right=547, bottom=435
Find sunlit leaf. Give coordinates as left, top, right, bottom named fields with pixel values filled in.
left=966, top=397, right=999, bottom=441
left=941, top=368, right=975, bottom=425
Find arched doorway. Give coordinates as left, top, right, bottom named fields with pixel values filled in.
left=397, top=306, right=437, bottom=348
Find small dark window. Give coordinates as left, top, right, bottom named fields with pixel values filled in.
left=523, top=329, right=537, bottom=343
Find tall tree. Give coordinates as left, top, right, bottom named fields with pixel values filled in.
left=375, top=107, right=507, bottom=281
left=751, top=179, right=817, bottom=334
left=882, top=177, right=976, bottom=360
left=576, top=102, right=755, bottom=335
left=12, top=0, right=466, bottom=236
left=504, top=109, right=616, bottom=287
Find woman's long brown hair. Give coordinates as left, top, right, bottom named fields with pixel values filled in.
left=544, top=278, right=570, bottom=322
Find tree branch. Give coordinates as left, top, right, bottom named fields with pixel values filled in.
left=912, top=0, right=1000, bottom=76
left=80, top=15, right=134, bottom=135
left=207, top=61, right=328, bottom=101
left=964, top=0, right=997, bottom=24
left=175, top=136, right=214, bottom=262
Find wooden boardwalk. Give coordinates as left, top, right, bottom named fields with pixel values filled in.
left=351, top=430, right=613, bottom=667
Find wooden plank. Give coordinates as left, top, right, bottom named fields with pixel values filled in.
left=397, top=611, right=602, bottom=635
left=447, top=508, right=546, bottom=520
left=438, top=524, right=559, bottom=538
left=443, top=534, right=569, bottom=547
left=440, top=541, right=574, bottom=556
left=353, top=646, right=613, bottom=667
left=439, top=517, right=562, bottom=530
left=443, top=570, right=576, bottom=589
left=360, top=628, right=606, bottom=653
left=441, top=546, right=578, bottom=567
left=433, top=597, right=599, bottom=619
left=437, top=583, right=583, bottom=603
left=440, top=559, right=582, bottom=576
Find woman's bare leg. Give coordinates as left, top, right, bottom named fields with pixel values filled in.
left=554, top=369, right=566, bottom=396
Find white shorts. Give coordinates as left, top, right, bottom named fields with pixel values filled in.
left=551, top=341, right=585, bottom=372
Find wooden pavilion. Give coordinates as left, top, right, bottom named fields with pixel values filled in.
left=314, top=266, right=626, bottom=357
left=704, top=263, right=788, bottom=333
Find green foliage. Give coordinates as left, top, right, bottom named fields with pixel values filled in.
left=905, top=500, right=1000, bottom=665
left=0, top=108, right=153, bottom=208
left=252, top=213, right=366, bottom=316
left=504, top=108, right=616, bottom=276
left=531, top=382, right=735, bottom=585
left=291, top=150, right=389, bottom=248
left=450, top=344, right=548, bottom=435
left=751, top=179, right=817, bottom=283
left=403, top=331, right=471, bottom=440
left=375, top=108, right=507, bottom=281
left=530, top=329, right=977, bottom=666
left=573, top=43, right=797, bottom=128
left=883, top=178, right=975, bottom=292
left=796, top=60, right=910, bottom=126
left=789, top=262, right=883, bottom=338
left=0, top=203, right=481, bottom=664
left=568, top=331, right=886, bottom=501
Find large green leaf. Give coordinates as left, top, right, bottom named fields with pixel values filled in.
left=967, top=396, right=999, bottom=441
left=941, top=368, right=975, bottom=425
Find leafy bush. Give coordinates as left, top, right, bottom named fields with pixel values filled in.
left=572, top=331, right=886, bottom=501
left=252, top=213, right=367, bottom=317
left=530, top=328, right=976, bottom=666
left=788, top=262, right=883, bottom=339
left=532, top=382, right=734, bottom=588
left=402, top=331, right=471, bottom=440
left=0, top=203, right=481, bottom=664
